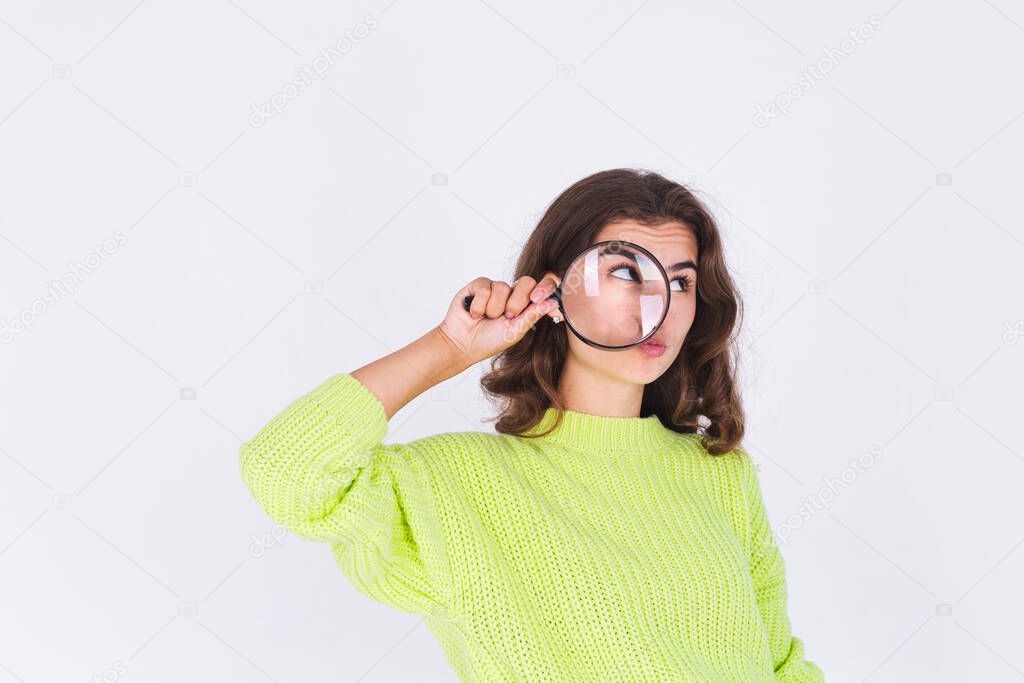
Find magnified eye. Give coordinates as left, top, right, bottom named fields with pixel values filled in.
left=609, top=264, right=640, bottom=282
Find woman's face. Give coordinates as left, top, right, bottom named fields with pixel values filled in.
left=543, top=219, right=698, bottom=384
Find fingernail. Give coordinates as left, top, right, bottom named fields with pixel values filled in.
left=531, top=290, right=543, bottom=302
left=505, top=312, right=514, bottom=318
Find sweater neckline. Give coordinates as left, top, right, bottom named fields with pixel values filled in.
left=519, top=406, right=679, bottom=452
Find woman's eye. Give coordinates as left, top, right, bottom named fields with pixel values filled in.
left=670, top=277, right=692, bottom=292
left=610, top=265, right=639, bottom=281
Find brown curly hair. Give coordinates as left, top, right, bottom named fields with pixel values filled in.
left=479, top=168, right=746, bottom=456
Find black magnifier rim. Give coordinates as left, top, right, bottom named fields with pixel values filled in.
left=557, top=239, right=671, bottom=351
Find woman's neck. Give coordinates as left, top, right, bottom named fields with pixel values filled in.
left=555, top=359, right=645, bottom=418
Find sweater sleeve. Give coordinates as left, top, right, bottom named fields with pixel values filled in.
left=238, top=372, right=447, bottom=616
left=737, top=449, right=826, bottom=682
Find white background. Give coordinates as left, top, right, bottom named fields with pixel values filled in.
left=1, top=1, right=1022, bottom=681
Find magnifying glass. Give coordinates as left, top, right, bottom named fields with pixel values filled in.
left=462, top=239, right=672, bottom=350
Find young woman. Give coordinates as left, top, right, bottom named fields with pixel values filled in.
left=239, top=168, right=825, bottom=681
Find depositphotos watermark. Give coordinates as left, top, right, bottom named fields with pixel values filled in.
left=248, top=522, right=288, bottom=558
left=91, top=660, right=127, bottom=683
left=775, top=444, right=883, bottom=545
left=248, top=14, right=379, bottom=128
left=1, top=230, right=128, bottom=344
left=753, top=14, right=883, bottom=128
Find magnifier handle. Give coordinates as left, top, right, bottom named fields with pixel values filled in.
left=462, top=292, right=558, bottom=312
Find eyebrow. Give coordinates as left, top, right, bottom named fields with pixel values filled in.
left=667, top=260, right=697, bottom=273
left=659, top=260, right=692, bottom=274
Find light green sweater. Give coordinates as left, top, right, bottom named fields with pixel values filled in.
left=239, top=372, right=825, bottom=682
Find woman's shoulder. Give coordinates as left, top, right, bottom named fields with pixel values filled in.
left=383, top=423, right=509, bottom=466
left=400, top=426, right=499, bottom=452
left=671, top=430, right=748, bottom=462
left=670, top=431, right=753, bottom=485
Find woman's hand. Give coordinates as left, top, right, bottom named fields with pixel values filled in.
left=435, top=276, right=560, bottom=366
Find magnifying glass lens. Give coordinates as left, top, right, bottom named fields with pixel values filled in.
left=559, top=242, right=669, bottom=348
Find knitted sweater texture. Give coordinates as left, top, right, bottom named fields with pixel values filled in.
left=239, top=372, right=825, bottom=682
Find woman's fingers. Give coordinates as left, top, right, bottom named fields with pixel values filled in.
left=504, top=276, right=536, bottom=318
left=485, top=281, right=511, bottom=319
left=460, top=275, right=556, bottom=322
left=464, top=277, right=492, bottom=319
left=530, top=275, right=559, bottom=303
